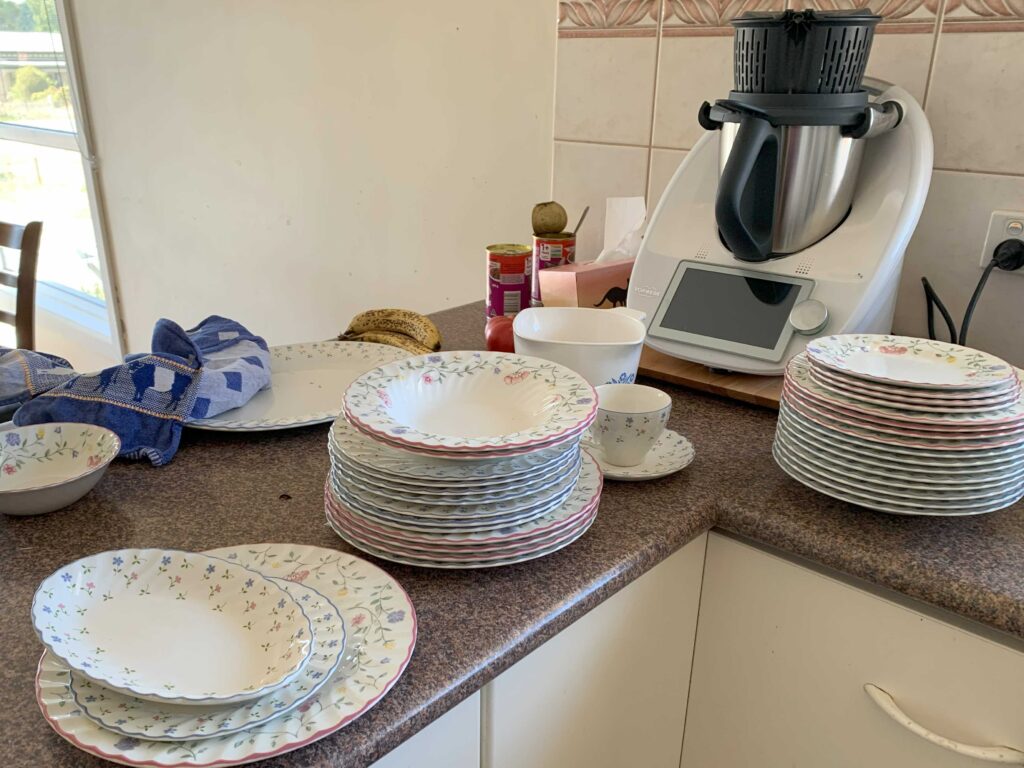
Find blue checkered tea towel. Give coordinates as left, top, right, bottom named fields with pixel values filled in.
left=154, top=315, right=272, bottom=420
left=13, top=316, right=272, bottom=465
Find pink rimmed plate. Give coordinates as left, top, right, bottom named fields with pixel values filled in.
left=36, top=543, right=415, bottom=767
left=342, top=351, right=597, bottom=454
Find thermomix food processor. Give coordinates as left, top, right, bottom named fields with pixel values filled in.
left=629, top=9, right=933, bottom=375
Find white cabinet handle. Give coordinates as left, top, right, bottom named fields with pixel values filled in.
left=864, top=684, right=1024, bottom=764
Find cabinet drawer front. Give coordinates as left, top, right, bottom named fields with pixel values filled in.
left=486, top=535, right=707, bottom=768
left=370, top=692, right=480, bottom=768
left=682, top=534, right=1024, bottom=768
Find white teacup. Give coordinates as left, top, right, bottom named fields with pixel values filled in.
left=590, top=384, right=672, bottom=467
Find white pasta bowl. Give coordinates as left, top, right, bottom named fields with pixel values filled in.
left=0, top=423, right=120, bottom=516
left=31, top=549, right=313, bottom=705
left=343, top=351, right=597, bottom=452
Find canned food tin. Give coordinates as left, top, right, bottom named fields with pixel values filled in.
left=486, top=243, right=532, bottom=318
left=531, top=232, right=576, bottom=307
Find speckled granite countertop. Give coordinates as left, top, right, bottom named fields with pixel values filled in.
left=3, top=301, right=1024, bottom=768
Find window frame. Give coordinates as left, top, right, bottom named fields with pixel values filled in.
left=0, top=0, right=123, bottom=358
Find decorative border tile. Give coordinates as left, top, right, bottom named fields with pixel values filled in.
left=559, top=0, right=1024, bottom=36
left=662, top=0, right=786, bottom=36
left=797, top=0, right=939, bottom=34
left=943, top=0, right=1024, bottom=32
left=559, top=0, right=661, bottom=37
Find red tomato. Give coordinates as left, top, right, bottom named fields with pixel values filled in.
left=485, top=315, right=515, bottom=353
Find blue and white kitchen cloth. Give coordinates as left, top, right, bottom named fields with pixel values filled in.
left=0, top=349, right=76, bottom=410
left=8, top=316, right=271, bottom=465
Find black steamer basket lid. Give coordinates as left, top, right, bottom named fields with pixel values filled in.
left=730, top=9, right=881, bottom=95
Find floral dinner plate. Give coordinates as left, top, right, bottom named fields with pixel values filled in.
left=36, top=543, right=416, bottom=767
left=32, top=549, right=312, bottom=705
left=68, top=578, right=345, bottom=741
left=342, top=351, right=597, bottom=453
left=806, top=335, right=1015, bottom=390
left=773, top=443, right=1024, bottom=516
left=328, top=415, right=578, bottom=485
left=788, top=356, right=1024, bottom=427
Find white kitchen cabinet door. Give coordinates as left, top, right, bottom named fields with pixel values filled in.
left=682, top=533, right=1024, bottom=768
left=370, top=692, right=480, bottom=768
left=484, top=533, right=707, bottom=768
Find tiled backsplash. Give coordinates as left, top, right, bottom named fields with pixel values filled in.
left=553, top=0, right=1024, bottom=364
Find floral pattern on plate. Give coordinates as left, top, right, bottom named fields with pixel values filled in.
left=68, top=578, right=345, bottom=741
left=346, top=412, right=591, bottom=460
left=778, top=401, right=1024, bottom=463
left=328, top=492, right=593, bottom=554
left=811, top=361, right=1020, bottom=401
left=328, top=440, right=580, bottom=496
left=189, top=342, right=411, bottom=432
left=805, top=334, right=1016, bottom=390
left=585, top=429, right=695, bottom=482
left=332, top=500, right=599, bottom=562
left=773, top=442, right=1024, bottom=515
left=788, top=356, right=1024, bottom=427
left=327, top=452, right=602, bottom=546
left=329, top=481, right=572, bottom=534
left=775, top=351, right=1024, bottom=516
left=775, top=416, right=1024, bottom=485
left=329, top=415, right=579, bottom=484
left=330, top=452, right=582, bottom=519
left=329, top=469, right=578, bottom=525
left=32, top=549, right=313, bottom=705
left=342, top=351, right=597, bottom=452
left=36, top=543, right=416, bottom=767
left=775, top=430, right=1023, bottom=501
left=327, top=510, right=599, bottom=569
left=332, top=446, right=581, bottom=504
left=784, top=382, right=1024, bottom=440
left=807, top=363, right=1021, bottom=409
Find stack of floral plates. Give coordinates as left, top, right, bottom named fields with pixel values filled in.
left=33, top=545, right=416, bottom=766
left=326, top=351, right=603, bottom=567
left=774, top=334, right=1024, bottom=516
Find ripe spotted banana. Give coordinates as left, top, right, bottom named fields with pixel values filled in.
left=344, top=309, right=442, bottom=351
left=345, top=330, right=434, bottom=356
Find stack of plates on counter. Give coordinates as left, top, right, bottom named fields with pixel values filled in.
left=33, top=545, right=416, bottom=767
left=774, top=334, right=1024, bottom=516
left=326, top=351, right=603, bottom=568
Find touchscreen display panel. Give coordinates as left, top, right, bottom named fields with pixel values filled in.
left=657, top=268, right=801, bottom=350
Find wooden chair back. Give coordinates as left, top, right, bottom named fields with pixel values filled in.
left=0, top=220, right=42, bottom=350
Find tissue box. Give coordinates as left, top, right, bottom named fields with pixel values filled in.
left=537, top=258, right=634, bottom=309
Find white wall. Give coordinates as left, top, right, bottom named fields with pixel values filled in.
left=70, top=0, right=556, bottom=352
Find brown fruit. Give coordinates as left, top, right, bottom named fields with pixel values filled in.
left=532, top=201, right=568, bottom=236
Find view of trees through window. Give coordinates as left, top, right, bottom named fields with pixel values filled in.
left=0, top=0, right=104, bottom=302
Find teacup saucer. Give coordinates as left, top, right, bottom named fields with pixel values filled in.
left=585, top=429, right=695, bottom=481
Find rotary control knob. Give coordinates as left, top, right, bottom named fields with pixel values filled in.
left=789, top=299, right=829, bottom=336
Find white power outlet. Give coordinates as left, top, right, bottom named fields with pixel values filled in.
left=979, top=210, right=1024, bottom=272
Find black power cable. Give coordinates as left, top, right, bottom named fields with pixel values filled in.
left=923, top=238, right=1024, bottom=346
left=921, top=276, right=957, bottom=343
left=959, top=260, right=999, bottom=346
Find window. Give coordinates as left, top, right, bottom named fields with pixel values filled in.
left=0, top=0, right=116, bottom=351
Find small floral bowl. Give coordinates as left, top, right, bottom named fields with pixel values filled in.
left=0, top=423, right=120, bottom=516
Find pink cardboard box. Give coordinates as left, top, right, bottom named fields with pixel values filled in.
left=537, top=258, right=634, bottom=309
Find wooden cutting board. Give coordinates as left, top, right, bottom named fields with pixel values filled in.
left=638, top=345, right=783, bottom=409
